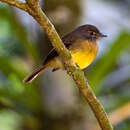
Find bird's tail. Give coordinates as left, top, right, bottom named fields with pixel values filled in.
left=23, top=65, right=47, bottom=83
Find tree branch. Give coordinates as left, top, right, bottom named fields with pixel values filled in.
left=0, top=0, right=27, bottom=11
left=0, top=0, right=113, bottom=130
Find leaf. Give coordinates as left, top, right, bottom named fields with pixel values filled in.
left=0, top=6, right=40, bottom=63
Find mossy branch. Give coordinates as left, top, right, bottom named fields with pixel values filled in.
left=0, top=0, right=113, bottom=130
left=0, top=0, right=27, bottom=11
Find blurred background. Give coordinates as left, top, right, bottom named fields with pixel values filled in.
left=0, top=0, right=130, bottom=129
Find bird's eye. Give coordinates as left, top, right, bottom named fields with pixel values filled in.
left=90, top=32, right=95, bottom=35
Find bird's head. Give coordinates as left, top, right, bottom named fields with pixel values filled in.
left=76, top=24, right=107, bottom=41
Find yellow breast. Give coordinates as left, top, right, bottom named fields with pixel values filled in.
left=69, top=41, right=98, bottom=70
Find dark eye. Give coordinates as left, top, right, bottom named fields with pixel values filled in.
left=90, top=32, right=96, bottom=35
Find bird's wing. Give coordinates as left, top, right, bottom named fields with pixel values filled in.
left=62, top=32, right=77, bottom=47
left=42, top=48, right=58, bottom=65
left=42, top=31, right=84, bottom=65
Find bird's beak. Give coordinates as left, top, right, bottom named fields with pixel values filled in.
left=100, top=33, right=107, bottom=38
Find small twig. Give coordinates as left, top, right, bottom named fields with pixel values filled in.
left=109, top=103, right=130, bottom=126
left=0, top=0, right=113, bottom=130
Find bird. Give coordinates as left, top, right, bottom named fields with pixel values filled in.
left=23, top=24, right=107, bottom=83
